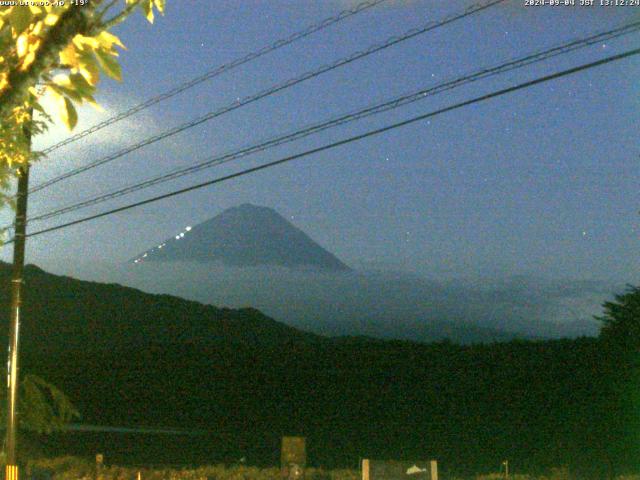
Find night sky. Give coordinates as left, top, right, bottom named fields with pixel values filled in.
left=2, top=0, right=638, bottom=288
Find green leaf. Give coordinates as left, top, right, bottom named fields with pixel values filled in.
left=50, top=83, right=83, bottom=103
left=8, top=7, right=32, bottom=35
left=17, top=374, right=80, bottom=433
left=61, top=96, right=78, bottom=130
left=77, top=50, right=101, bottom=85
left=69, top=72, right=96, bottom=98
left=94, top=49, right=122, bottom=81
left=140, top=0, right=154, bottom=23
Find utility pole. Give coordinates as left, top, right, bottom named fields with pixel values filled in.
left=5, top=112, right=32, bottom=480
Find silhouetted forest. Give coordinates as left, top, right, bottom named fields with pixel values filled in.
left=0, top=264, right=636, bottom=477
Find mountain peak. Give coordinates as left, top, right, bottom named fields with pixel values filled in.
left=132, top=205, right=350, bottom=271
left=230, top=203, right=274, bottom=214
left=235, top=203, right=271, bottom=210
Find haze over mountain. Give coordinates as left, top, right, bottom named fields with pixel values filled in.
left=131, top=203, right=350, bottom=271
left=114, top=262, right=617, bottom=341
left=43, top=203, right=616, bottom=342
left=5, top=260, right=511, bottom=345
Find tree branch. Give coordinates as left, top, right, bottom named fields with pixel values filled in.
left=99, top=1, right=142, bottom=32
left=97, top=0, right=119, bottom=20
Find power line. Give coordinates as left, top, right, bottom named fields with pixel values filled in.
left=24, top=21, right=640, bottom=225
left=28, top=0, right=505, bottom=195
left=15, top=46, right=640, bottom=242
left=28, top=21, right=640, bottom=223
left=39, top=0, right=389, bottom=156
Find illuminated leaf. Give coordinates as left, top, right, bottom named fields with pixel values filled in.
left=94, top=49, right=122, bottom=81
left=59, top=43, right=80, bottom=68
left=77, top=51, right=101, bottom=85
left=68, top=73, right=96, bottom=99
left=16, top=33, right=28, bottom=58
left=61, top=96, right=78, bottom=130
left=154, top=0, right=166, bottom=14
left=72, top=34, right=100, bottom=50
left=43, top=13, right=60, bottom=27
left=50, top=79, right=83, bottom=103
left=0, top=0, right=166, bottom=211
left=140, top=0, right=154, bottom=23
left=97, top=31, right=126, bottom=50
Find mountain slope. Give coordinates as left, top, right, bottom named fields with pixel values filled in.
left=131, top=204, right=350, bottom=271
left=0, top=263, right=619, bottom=474
left=0, top=262, right=514, bottom=352
left=0, top=262, right=321, bottom=351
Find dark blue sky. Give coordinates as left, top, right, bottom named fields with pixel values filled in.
left=6, top=0, right=638, bottom=284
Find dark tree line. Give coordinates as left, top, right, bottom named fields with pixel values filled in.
left=2, top=265, right=638, bottom=477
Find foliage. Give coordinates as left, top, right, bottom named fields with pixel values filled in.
left=0, top=373, right=79, bottom=434
left=26, top=455, right=92, bottom=477
left=0, top=0, right=163, bottom=441
left=0, top=0, right=165, bottom=194
left=595, top=285, right=640, bottom=476
left=596, top=285, right=640, bottom=351
left=5, top=265, right=638, bottom=475
left=476, top=471, right=573, bottom=480
left=476, top=474, right=534, bottom=480
left=22, top=459, right=640, bottom=480
left=19, top=373, right=80, bottom=433
left=27, top=461, right=301, bottom=480
left=543, top=467, right=571, bottom=480
left=24, top=463, right=360, bottom=480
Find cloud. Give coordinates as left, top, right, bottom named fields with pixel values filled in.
left=27, top=90, right=193, bottom=185
left=32, top=91, right=160, bottom=154
left=58, top=259, right=623, bottom=342
left=0, top=88, right=198, bottom=233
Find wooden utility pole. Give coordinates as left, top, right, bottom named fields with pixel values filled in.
left=5, top=114, right=32, bottom=480
left=430, top=460, right=438, bottom=480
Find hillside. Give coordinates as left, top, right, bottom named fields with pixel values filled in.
left=25, top=337, right=624, bottom=477
left=0, top=262, right=321, bottom=351
left=0, top=262, right=630, bottom=476
left=0, top=260, right=514, bottom=348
